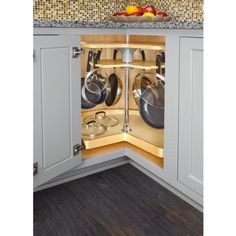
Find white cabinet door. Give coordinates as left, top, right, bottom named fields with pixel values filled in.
left=178, top=37, right=203, bottom=196
left=34, top=35, right=83, bottom=188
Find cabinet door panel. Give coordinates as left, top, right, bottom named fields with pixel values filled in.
left=178, top=37, right=203, bottom=196
left=34, top=35, right=82, bottom=187
left=42, top=47, right=71, bottom=168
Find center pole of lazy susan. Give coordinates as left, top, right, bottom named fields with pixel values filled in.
left=119, top=47, right=137, bottom=133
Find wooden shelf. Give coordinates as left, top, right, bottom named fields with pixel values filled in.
left=82, top=110, right=164, bottom=158
left=81, top=42, right=165, bottom=50
left=82, top=142, right=164, bottom=168
left=90, top=59, right=165, bottom=70
left=95, top=60, right=157, bottom=70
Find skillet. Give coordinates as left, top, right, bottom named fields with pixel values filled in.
left=105, top=49, right=122, bottom=106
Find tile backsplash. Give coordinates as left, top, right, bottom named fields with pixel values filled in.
left=33, top=0, right=203, bottom=22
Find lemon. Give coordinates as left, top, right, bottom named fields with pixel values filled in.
left=126, top=5, right=139, bottom=14
left=143, top=12, right=155, bottom=17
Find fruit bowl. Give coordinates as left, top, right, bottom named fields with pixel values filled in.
left=108, top=15, right=171, bottom=23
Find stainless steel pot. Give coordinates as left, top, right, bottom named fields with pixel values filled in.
left=81, top=50, right=97, bottom=109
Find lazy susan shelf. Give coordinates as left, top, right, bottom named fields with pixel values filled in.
left=90, top=59, right=164, bottom=70
left=81, top=42, right=165, bottom=50
left=81, top=109, right=164, bottom=158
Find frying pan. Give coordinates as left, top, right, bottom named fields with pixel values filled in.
left=105, top=49, right=122, bottom=106
left=81, top=50, right=97, bottom=109
left=139, top=73, right=165, bottom=129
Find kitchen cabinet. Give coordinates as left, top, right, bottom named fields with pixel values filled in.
left=34, top=35, right=84, bottom=187
left=178, top=37, right=203, bottom=196
left=33, top=28, right=203, bottom=210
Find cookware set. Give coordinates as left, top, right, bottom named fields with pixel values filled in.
left=81, top=49, right=165, bottom=134
left=82, top=49, right=119, bottom=108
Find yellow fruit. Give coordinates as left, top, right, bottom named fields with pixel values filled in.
left=143, top=12, right=155, bottom=17
left=126, top=5, right=139, bottom=14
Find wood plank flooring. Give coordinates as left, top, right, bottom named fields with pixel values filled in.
left=34, top=164, right=203, bottom=236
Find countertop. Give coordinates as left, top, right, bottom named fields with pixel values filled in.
left=33, top=20, right=203, bottom=30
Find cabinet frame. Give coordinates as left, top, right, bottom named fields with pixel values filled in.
left=34, top=27, right=203, bottom=208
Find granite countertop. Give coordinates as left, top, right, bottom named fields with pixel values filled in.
left=33, top=20, right=203, bottom=29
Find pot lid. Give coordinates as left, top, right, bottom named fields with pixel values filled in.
left=140, top=80, right=165, bottom=108
left=83, top=111, right=119, bottom=128
left=82, top=120, right=106, bottom=138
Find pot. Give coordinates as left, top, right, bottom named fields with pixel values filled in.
left=139, top=73, right=165, bottom=128
left=81, top=50, right=97, bottom=109
left=84, top=50, right=110, bottom=104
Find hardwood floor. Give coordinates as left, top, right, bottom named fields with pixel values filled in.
left=34, top=164, right=203, bottom=236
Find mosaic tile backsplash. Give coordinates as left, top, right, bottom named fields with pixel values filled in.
left=33, top=0, right=203, bottom=22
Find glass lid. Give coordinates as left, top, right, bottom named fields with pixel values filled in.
left=83, top=111, right=119, bottom=128
left=133, top=72, right=155, bottom=98
left=140, top=79, right=165, bottom=108
left=84, top=69, right=108, bottom=94
left=82, top=120, right=106, bottom=138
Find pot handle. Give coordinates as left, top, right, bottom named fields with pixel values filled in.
left=156, top=73, right=165, bottom=82
left=140, top=49, right=146, bottom=61
left=97, top=49, right=102, bottom=61
left=95, top=111, right=106, bottom=118
left=113, top=49, right=118, bottom=60
left=86, top=50, right=93, bottom=73
left=86, top=120, right=96, bottom=128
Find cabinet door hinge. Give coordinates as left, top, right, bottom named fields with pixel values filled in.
left=33, top=162, right=38, bottom=176
left=72, top=47, right=85, bottom=58
left=73, top=140, right=85, bottom=156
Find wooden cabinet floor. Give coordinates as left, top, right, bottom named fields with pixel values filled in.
left=34, top=164, right=203, bottom=236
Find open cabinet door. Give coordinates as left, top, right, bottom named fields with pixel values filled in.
left=34, top=35, right=83, bottom=188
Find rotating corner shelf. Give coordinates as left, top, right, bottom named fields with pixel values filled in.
left=90, top=59, right=165, bottom=70
left=82, top=142, right=164, bottom=168
left=81, top=39, right=165, bottom=163
left=92, top=59, right=165, bottom=70
left=81, top=42, right=165, bottom=50
left=81, top=110, right=164, bottom=158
